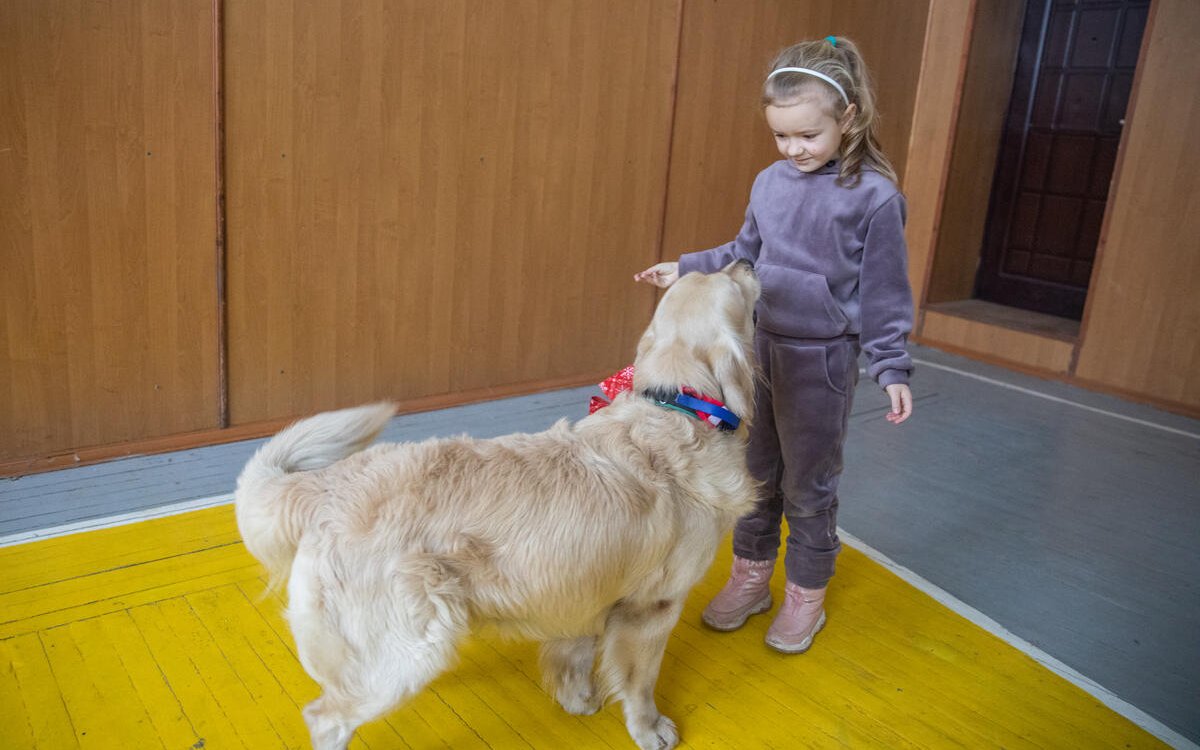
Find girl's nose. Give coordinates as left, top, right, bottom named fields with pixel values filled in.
left=786, top=140, right=805, bottom=157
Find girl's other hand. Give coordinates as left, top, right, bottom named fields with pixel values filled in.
left=633, top=262, right=679, bottom=288
left=884, top=383, right=913, bottom=424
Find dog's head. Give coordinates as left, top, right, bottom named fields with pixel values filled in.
left=633, top=260, right=761, bottom=429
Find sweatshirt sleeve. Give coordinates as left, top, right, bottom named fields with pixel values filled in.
left=860, top=193, right=914, bottom=388
left=677, top=200, right=763, bottom=275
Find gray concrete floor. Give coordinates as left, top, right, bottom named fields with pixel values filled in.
left=2, top=344, right=1197, bottom=745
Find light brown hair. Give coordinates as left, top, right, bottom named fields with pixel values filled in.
left=762, top=37, right=898, bottom=187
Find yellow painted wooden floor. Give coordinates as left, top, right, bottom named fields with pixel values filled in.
left=0, top=506, right=1166, bottom=749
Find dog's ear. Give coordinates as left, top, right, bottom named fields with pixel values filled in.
left=711, top=261, right=759, bottom=425
left=722, top=259, right=761, bottom=311
left=711, top=347, right=756, bottom=428
left=636, top=328, right=656, bottom=361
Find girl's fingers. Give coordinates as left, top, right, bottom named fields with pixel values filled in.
left=884, top=385, right=912, bottom=424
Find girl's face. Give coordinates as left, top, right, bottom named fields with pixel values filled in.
left=764, top=98, right=854, bottom=173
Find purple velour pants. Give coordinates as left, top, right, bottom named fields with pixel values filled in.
left=734, top=329, right=861, bottom=589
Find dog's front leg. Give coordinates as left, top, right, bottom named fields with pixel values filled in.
left=540, top=636, right=601, bottom=715
left=600, top=599, right=684, bottom=750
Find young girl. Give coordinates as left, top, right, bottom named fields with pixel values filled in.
left=634, top=36, right=913, bottom=654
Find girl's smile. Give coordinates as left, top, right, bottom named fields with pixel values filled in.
left=764, top=98, right=854, bottom=173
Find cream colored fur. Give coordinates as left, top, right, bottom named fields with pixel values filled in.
left=235, top=261, right=761, bottom=750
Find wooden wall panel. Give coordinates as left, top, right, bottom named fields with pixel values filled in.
left=662, top=0, right=928, bottom=261
left=828, top=1, right=927, bottom=186
left=1073, top=0, right=1200, bottom=409
left=901, top=0, right=975, bottom=313
left=925, top=0, right=1023, bottom=304
left=0, top=1, right=219, bottom=462
left=224, top=0, right=679, bottom=424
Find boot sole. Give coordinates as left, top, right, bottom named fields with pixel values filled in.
left=701, top=593, right=773, bottom=631
left=765, top=610, right=826, bottom=654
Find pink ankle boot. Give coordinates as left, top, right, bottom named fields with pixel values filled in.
left=701, top=556, right=774, bottom=631
left=764, top=582, right=826, bottom=654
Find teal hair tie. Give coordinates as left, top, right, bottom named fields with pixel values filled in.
left=825, top=35, right=837, bottom=47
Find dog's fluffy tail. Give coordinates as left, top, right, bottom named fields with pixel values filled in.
left=235, top=402, right=396, bottom=591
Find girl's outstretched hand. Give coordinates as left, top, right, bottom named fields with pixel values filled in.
left=633, top=262, right=679, bottom=288
left=884, top=383, right=913, bottom=425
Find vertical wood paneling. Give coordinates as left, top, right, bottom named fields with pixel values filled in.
left=661, top=0, right=928, bottom=261
left=925, top=0, right=1024, bottom=304
left=901, top=0, right=975, bottom=313
left=1073, top=0, right=1200, bottom=408
left=224, top=0, right=680, bottom=424
left=0, top=1, right=219, bottom=461
left=828, top=0, right=927, bottom=186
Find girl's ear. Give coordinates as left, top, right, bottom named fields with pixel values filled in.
left=840, top=103, right=858, bottom=133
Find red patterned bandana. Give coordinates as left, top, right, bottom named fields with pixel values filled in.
left=589, top=365, right=635, bottom=414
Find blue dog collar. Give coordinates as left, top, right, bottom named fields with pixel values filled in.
left=673, top=393, right=741, bottom=431
left=648, top=390, right=740, bottom=431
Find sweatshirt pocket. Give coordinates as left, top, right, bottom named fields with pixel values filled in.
left=755, top=263, right=850, bottom=338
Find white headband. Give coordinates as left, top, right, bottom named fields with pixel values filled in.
left=766, top=67, right=850, bottom=106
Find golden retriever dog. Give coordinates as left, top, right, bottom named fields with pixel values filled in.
left=235, top=260, right=761, bottom=750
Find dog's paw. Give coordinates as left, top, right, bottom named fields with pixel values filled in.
left=556, top=683, right=601, bottom=715
left=631, top=714, right=678, bottom=750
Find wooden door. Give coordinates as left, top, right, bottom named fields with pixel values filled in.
left=976, top=0, right=1148, bottom=319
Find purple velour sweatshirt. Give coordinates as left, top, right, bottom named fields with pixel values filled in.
left=677, top=159, right=913, bottom=388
